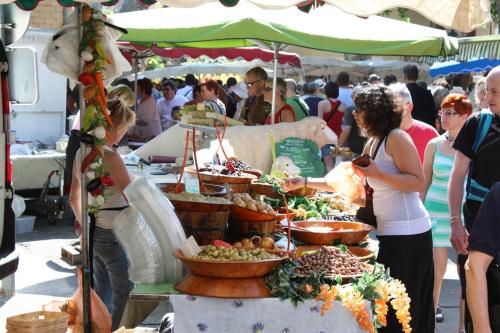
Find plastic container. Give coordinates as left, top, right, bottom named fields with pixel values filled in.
left=16, top=215, right=36, bottom=235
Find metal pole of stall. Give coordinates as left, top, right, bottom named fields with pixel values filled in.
left=77, top=4, right=91, bottom=333
left=133, top=52, right=138, bottom=107
left=271, top=42, right=280, bottom=124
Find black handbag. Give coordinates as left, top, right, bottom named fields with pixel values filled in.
left=487, top=253, right=500, bottom=333
left=355, top=136, right=387, bottom=228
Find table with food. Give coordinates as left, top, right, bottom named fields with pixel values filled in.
left=114, top=144, right=413, bottom=333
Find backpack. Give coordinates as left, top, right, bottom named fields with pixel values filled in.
left=465, top=110, right=494, bottom=203
left=323, top=99, right=343, bottom=137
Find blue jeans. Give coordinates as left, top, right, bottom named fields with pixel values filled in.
left=93, top=227, right=133, bottom=330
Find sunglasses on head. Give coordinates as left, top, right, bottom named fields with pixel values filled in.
left=245, top=78, right=264, bottom=88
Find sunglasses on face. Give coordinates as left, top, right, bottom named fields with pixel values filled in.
left=264, top=87, right=273, bottom=92
left=438, top=109, right=459, bottom=117
left=245, top=78, right=263, bottom=88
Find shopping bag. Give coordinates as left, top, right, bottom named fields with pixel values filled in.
left=67, top=267, right=111, bottom=333
left=324, top=162, right=365, bottom=205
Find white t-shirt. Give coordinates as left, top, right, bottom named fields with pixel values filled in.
left=338, top=87, right=354, bottom=108
left=205, top=99, right=226, bottom=115
left=157, top=95, right=188, bottom=129
left=176, top=85, right=194, bottom=101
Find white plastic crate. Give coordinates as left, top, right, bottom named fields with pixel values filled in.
left=15, top=215, right=36, bottom=235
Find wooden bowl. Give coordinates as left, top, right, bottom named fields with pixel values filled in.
left=161, top=183, right=227, bottom=197
left=230, top=205, right=276, bottom=222
left=287, top=221, right=374, bottom=245
left=185, top=168, right=256, bottom=184
left=175, top=273, right=271, bottom=298
left=249, top=182, right=281, bottom=199
left=174, top=249, right=287, bottom=278
left=276, top=207, right=296, bottom=223
left=287, top=186, right=316, bottom=197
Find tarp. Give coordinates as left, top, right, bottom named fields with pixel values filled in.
left=6, top=0, right=488, bottom=33
left=120, top=43, right=301, bottom=67
left=429, top=57, right=500, bottom=77
left=109, top=0, right=458, bottom=57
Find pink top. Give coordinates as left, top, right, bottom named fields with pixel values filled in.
left=72, top=110, right=81, bottom=131
left=405, top=120, right=439, bottom=164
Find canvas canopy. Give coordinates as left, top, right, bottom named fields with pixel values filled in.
left=3, top=0, right=489, bottom=33
left=109, top=0, right=458, bottom=57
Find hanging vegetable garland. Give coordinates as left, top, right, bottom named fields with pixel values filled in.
left=78, top=5, right=114, bottom=214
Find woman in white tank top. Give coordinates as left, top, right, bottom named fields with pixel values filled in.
left=352, top=86, right=434, bottom=333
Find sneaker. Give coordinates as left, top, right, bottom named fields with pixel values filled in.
left=436, top=306, right=445, bottom=322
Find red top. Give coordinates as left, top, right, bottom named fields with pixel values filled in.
left=324, top=99, right=344, bottom=137
left=265, top=104, right=295, bottom=124
left=405, top=120, right=439, bottom=164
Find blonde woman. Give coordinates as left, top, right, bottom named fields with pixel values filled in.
left=263, top=77, right=295, bottom=124
left=69, top=98, right=135, bottom=330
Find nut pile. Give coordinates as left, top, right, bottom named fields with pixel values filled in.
left=295, top=246, right=364, bottom=276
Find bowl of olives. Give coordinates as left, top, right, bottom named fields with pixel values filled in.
left=174, top=245, right=288, bottom=278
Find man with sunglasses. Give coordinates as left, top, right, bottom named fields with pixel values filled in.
left=157, top=79, right=188, bottom=130
left=239, top=67, right=270, bottom=125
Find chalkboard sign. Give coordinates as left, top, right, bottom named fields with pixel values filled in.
left=274, top=137, right=325, bottom=178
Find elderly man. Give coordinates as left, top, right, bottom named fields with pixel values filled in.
left=240, top=66, right=270, bottom=125
left=466, top=182, right=500, bottom=333
left=285, top=78, right=309, bottom=121
left=157, top=79, right=188, bottom=130
left=449, top=65, right=500, bottom=333
left=389, top=83, right=439, bottom=163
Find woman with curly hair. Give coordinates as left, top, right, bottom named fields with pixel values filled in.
left=352, top=86, right=434, bottom=333
left=283, top=86, right=434, bottom=333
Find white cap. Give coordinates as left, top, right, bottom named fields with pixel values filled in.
left=313, top=78, right=326, bottom=89
left=233, top=82, right=248, bottom=99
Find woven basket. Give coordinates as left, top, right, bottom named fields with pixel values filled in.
left=6, top=311, right=68, bottom=333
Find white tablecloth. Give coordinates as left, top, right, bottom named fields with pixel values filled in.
left=170, top=295, right=366, bottom=333
left=11, top=151, right=66, bottom=190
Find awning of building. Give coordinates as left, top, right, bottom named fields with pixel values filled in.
left=421, top=35, right=500, bottom=64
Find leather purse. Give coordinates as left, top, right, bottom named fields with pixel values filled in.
left=355, top=136, right=387, bottom=228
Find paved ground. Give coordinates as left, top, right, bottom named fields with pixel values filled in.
left=0, top=217, right=464, bottom=332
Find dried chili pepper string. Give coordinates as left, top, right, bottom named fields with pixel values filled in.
left=175, top=130, right=190, bottom=193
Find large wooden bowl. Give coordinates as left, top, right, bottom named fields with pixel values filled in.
left=230, top=205, right=276, bottom=222
left=175, top=273, right=271, bottom=298
left=174, top=249, right=286, bottom=278
left=287, top=221, right=374, bottom=245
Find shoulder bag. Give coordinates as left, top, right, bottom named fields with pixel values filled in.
left=355, top=135, right=387, bottom=228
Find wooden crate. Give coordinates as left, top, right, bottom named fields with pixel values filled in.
left=61, top=244, right=82, bottom=266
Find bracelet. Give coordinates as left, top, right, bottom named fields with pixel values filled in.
left=450, top=216, right=461, bottom=224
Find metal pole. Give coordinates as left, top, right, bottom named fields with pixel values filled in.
left=271, top=42, right=280, bottom=124
left=133, top=52, right=138, bottom=107
left=77, top=5, right=91, bottom=333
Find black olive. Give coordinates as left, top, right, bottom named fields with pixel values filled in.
left=86, top=177, right=102, bottom=192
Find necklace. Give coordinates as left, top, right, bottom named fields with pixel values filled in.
left=444, top=132, right=454, bottom=143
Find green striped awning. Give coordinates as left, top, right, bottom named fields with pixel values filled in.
left=421, top=34, right=500, bottom=64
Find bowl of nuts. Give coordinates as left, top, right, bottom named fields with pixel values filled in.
left=294, top=246, right=371, bottom=281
